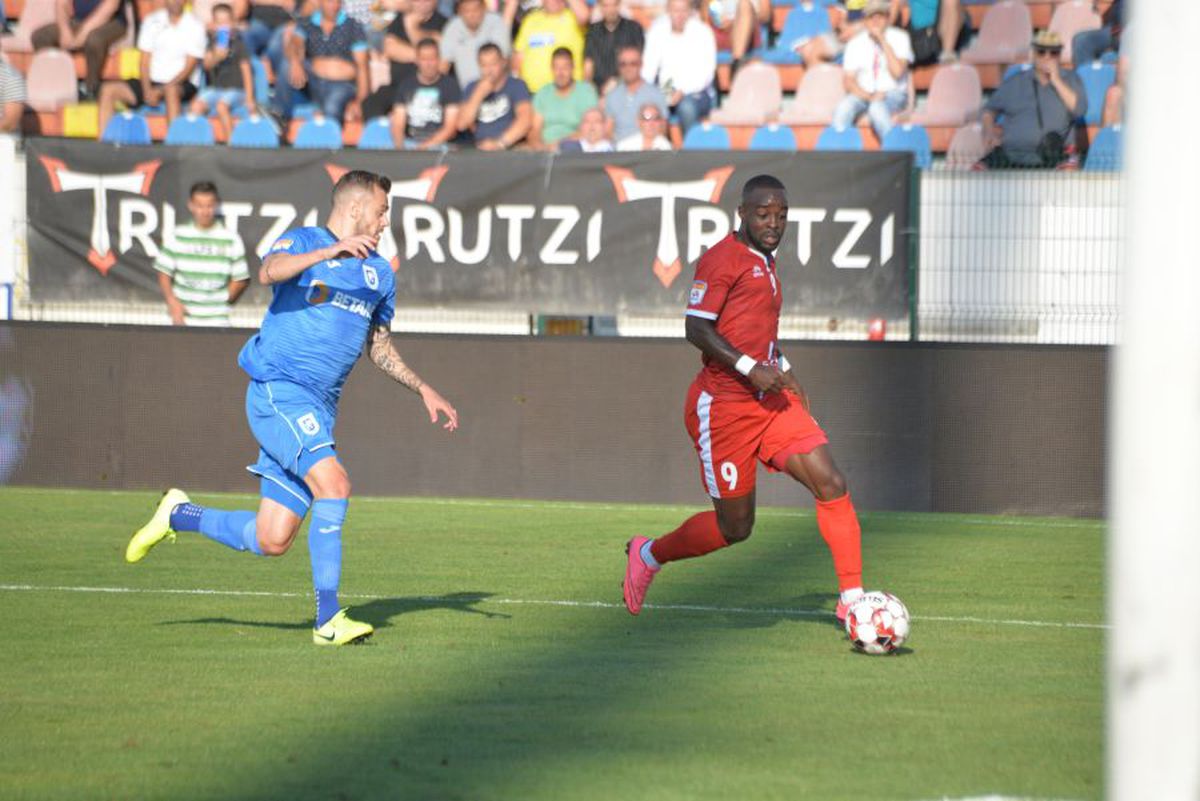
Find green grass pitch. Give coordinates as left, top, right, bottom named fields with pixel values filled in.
left=0, top=487, right=1103, bottom=801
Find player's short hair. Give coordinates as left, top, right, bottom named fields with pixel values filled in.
left=332, top=170, right=392, bottom=206
left=416, top=37, right=440, bottom=53
left=741, top=174, right=786, bottom=203
left=212, top=2, right=233, bottom=15
left=551, top=47, right=574, bottom=63
left=190, top=181, right=219, bottom=199
left=477, top=42, right=503, bottom=61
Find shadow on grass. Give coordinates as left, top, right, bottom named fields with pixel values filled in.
left=158, top=591, right=512, bottom=632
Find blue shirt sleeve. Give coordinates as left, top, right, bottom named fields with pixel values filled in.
left=372, top=258, right=396, bottom=327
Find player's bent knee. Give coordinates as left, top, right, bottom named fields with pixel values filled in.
left=816, top=472, right=848, bottom=502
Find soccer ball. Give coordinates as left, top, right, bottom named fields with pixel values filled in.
left=844, top=591, right=910, bottom=655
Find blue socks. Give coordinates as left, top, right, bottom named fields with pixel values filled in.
left=308, top=498, right=348, bottom=628
left=170, top=503, right=262, bottom=555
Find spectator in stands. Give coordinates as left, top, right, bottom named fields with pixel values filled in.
left=342, top=0, right=391, bottom=50
left=390, top=37, right=461, bottom=148
left=1073, top=0, right=1124, bottom=66
left=441, top=0, right=511, bottom=90
left=603, top=45, right=666, bottom=142
left=189, top=4, right=257, bottom=139
left=513, top=0, right=585, bottom=93
left=617, top=102, right=671, bottom=150
left=642, top=0, right=717, bottom=136
left=457, top=42, right=531, bottom=148
left=32, top=0, right=129, bottom=101
left=243, top=1, right=294, bottom=85
left=798, top=1, right=866, bottom=66
left=364, top=0, right=447, bottom=119
left=558, top=105, right=612, bottom=152
left=701, top=0, right=768, bottom=72
left=1102, top=54, right=1126, bottom=128
left=529, top=46, right=597, bottom=149
left=97, top=0, right=206, bottom=135
left=155, top=181, right=249, bottom=328
left=903, top=0, right=969, bottom=66
left=831, top=0, right=913, bottom=141
left=583, top=0, right=644, bottom=94
left=506, top=0, right=588, bottom=48
left=980, top=31, right=1086, bottom=169
left=277, top=0, right=370, bottom=124
left=0, top=58, right=26, bottom=134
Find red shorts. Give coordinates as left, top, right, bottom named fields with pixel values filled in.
left=684, top=379, right=828, bottom=499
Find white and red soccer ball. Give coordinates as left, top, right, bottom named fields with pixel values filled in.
left=844, top=591, right=910, bottom=655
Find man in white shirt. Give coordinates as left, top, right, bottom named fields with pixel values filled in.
left=617, top=103, right=672, bottom=151
left=558, top=106, right=613, bottom=152
left=830, top=0, right=912, bottom=141
left=641, top=0, right=717, bottom=136
left=97, top=0, right=206, bottom=134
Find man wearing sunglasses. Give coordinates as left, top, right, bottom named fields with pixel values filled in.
left=603, top=45, right=667, bottom=142
left=980, top=30, right=1086, bottom=169
left=616, top=103, right=672, bottom=151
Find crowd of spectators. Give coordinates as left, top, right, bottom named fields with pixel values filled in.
left=0, top=0, right=1129, bottom=164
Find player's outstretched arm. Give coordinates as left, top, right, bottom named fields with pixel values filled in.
left=684, top=315, right=787, bottom=395
left=367, top=323, right=459, bottom=431
left=259, top=234, right=379, bottom=285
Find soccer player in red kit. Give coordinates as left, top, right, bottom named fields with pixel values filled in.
left=622, top=174, right=865, bottom=621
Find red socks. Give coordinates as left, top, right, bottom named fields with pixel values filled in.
left=815, top=493, right=863, bottom=591
left=650, top=511, right=728, bottom=564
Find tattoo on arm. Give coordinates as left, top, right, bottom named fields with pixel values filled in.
left=368, top=323, right=425, bottom=393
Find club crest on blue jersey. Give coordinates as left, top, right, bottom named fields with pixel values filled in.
left=363, top=263, right=379, bottom=290
left=690, top=280, right=707, bottom=305
left=296, top=413, right=320, bottom=436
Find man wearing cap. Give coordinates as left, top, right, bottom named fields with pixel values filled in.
left=830, top=0, right=913, bottom=141
left=980, top=31, right=1086, bottom=168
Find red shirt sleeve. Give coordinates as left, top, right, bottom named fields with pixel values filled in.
left=685, top=249, right=737, bottom=321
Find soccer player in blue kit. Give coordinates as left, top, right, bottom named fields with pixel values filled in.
left=126, top=169, right=459, bottom=646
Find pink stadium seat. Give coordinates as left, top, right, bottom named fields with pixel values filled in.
left=907, top=64, right=982, bottom=127
left=960, top=0, right=1033, bottom=66
left=1, top=0, right=56, bottom=53
left=779, top=63, right=844, bottom=125
left=1049, top=0, right=1102, bottom=64
left=708, top=61, right=782, bottom=126
left=25, top=48, right=78, bottom=112
left=946, top=122, right=987, bottom=169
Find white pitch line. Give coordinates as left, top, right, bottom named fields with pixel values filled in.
left=0, top=584, right=1109, bottom=630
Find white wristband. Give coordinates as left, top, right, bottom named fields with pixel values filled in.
left=779, top=355, right=791, bottom=373
left=734, top=355, right=757, bottom=376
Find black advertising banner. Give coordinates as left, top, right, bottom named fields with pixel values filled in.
left=25, top=140, right=911, bottom=317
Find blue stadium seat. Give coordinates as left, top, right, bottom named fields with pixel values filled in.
left=1001, top=62, right=1032, bottom=83
left=251, top=59, right=270, bottom=108
left=1074, top=61, right=1115, bottom=125
left=815, top=124, right=862, bottom=151
left=356, top=116, right=395, bottom=150
left=681, top=122, right=731, bottom=150
left=293, top=115, right=343, bottom=149
left=748, top=123, right=797, bottom=151
left=164, top=114, right=215, bottom=146
left=758, top=2, right=833, bottom=64
left=229, top=115, right=280, bottom=148
left=881, top=123, right=932, bottom=169
left=1084, top=124, right=1122, bottom=172
left=101, top=111, right=151, bottom=145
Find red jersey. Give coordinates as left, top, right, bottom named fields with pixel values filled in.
left=685, top=233, right=782, bottom=400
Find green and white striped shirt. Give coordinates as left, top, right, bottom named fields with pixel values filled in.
left=155, top=221, right=250, bottom=326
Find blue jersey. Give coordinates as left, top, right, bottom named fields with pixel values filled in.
left=238, top=226, right=396, bottom=408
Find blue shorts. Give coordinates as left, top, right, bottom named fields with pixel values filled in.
left=244, top=379, right=339, bottom=518
left=197, top=87, right=246, bottom=110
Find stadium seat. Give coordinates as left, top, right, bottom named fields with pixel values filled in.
left=681, top=122, right=732, bottom=150
left=907, top=64, right=982, bottom=127
left=779, top=63, right=844, bottom=125
left=356, top=116, right=395, bottom=150
left=1074, top=61, right=1115, bottom=126
left=814, top=124, right=862, bottom=151
left=229, top=115, right=280, bottom=148
left=100, top=111, right=151, bottom=145
left=24, top=48, right=77, bottom=112
left=757, top=2, right=831, bottom=64
left=164, top=113, right=215, bottom=146
left=1, top=0, right=55, bottom=53
left=748, top=123, right=797, bottom=151
left=708, top=61, right=782, bottom=125
left=1083, top=124, right=1121, bottom=172
left=946, top=122, right=987, bottom=169
left=881, top=124, right=932, bottom=169
left=293, top=115, right=343, bottom=149
left=1001, top=62, right=1033, bottom=83
left=960, top=0, right=1032, bottom=66
left=1048, top=0, right=1101, bottom=65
